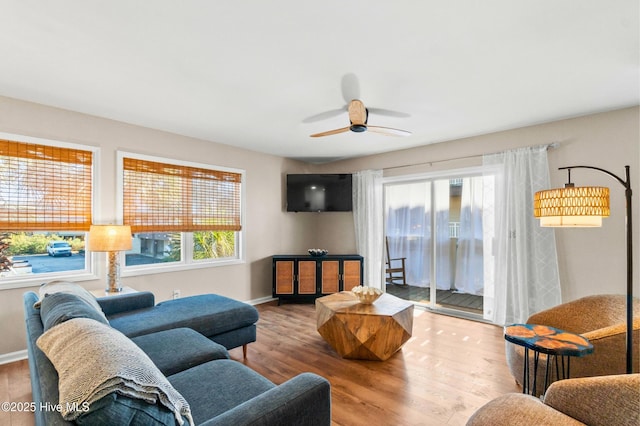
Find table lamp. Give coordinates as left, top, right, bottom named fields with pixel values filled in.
left=88, top=225, right=132, bottom=293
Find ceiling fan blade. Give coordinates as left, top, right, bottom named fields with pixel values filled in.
left=367, top=126, right=412, bottom=137
left=341, top=73, right=361, bottom=104
left=302, top=107, right=347, bottom=123
left=367, top=107, right=411, bottom=118
left=310, top=126, right=351, bottom=138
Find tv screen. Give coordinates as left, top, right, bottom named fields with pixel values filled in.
left=286, top=174, right=353, bottom=212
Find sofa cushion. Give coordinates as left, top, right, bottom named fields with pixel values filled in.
left=34, top=280, right=108, bottom=322
left=168, top=359, right=275, bottom=425
left=108, top=294, right=259, bottom=340
left=36, top=317, right=193, bottom=425
left=131, top=328, right=230, bottom=376
left=40, top=292, right=109, bottom=331
left=75, top=392, right=181, bottom=426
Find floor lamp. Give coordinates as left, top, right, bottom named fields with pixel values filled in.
left=534, top=165, right=634, bottom=374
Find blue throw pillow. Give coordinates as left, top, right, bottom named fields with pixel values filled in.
left=34, top=281, right=108, bottom=322
left=40, top=292, right=110, bottom=331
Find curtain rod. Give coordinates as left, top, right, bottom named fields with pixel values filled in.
left=382, top=142, right=559, bottom=172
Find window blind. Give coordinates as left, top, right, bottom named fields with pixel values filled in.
left=0, top=140, right=93, bottom=231
left=123, top=157, right=242, bottom=233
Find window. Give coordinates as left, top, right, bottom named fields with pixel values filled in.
left=0, top=135, right=96, bottom=283
left=118, top=152, right=244, bottom=273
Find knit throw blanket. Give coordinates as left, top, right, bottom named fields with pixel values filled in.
left=37, top=317, right=194, bottom=425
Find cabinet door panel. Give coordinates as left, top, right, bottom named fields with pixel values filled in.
left=321, top=260, right=340, bottom=294
left=275, top=261, right=294, bottom=294
left=343, top=260, right=362, bottom=290
left=298, top=260, right=317, bottom=294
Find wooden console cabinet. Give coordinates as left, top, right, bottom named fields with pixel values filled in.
left=272, top=254, right=364, bottom=304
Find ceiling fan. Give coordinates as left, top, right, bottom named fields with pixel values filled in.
left=309, top=99, right=412, bottom=138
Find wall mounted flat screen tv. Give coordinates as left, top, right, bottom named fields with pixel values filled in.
left=286, top=174, right=353, bottom=212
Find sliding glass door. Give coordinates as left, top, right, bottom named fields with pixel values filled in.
left=384, top=169, right=494, bottom=318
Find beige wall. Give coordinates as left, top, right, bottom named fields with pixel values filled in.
left=0, top=95, right=637, bottom=358
left=0, top=96, right=318, bottom=356
left=318, top=106, right=640, bottom=304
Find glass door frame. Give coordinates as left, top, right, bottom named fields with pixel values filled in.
left=383, top=165, right=488, bottom=320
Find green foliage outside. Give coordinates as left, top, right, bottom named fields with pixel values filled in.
left=166, top=232, right=182, bottom=262
left=3, top=231, right=234, bottom=259
left=0, top=232, right=12, bottom=271
left=3, top=232, right=85, bottom=255
left=155, top=231, right=236, bottom=262
left=193, top=231, right=235, bottom=259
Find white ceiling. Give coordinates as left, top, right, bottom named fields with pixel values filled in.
left=1, top=1, right=638, bottom=163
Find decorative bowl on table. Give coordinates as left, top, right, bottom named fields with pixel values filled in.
left=351, top=285, right=382, bottom=304
left=308, top=248, right=329, bottom=257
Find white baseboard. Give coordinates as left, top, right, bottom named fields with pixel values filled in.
left=247, top=295, right=276, bottom=305
left=0, top=350, right=28, bottom=365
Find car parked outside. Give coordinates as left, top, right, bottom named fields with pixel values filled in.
left=46, top=241, right=72, bottom=257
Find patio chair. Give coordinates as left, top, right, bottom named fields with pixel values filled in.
left=385, top=236, right=407, bottom=285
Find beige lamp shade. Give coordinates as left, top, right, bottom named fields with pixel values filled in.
left=88, top=225, right=132, bottom=251
left=534, top=185, right=610, bottom=227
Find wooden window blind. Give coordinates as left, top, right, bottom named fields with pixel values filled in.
left=0, top=140, right=93, bottom=231
left=123, top=157, right=242, bottom=233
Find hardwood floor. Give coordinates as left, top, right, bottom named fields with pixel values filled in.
left=239, top=301, right=518, bottom=425
left=4, top=300, right=518, bottom=426
left=0, top=360, right=32, bottom=426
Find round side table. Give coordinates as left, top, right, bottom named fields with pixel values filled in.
left=504, top=324, right=594, bottom=397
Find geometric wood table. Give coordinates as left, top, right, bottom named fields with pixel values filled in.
left=504, top=324, right=594, bottom=396
left=316, top=291, right=414, bottom=361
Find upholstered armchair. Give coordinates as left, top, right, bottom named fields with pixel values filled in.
left=467, top=374, right=640, bottom=426
left=505, top=294, right=640, bottom=394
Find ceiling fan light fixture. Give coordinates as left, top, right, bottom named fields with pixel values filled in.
left=309, top=99, right=410, bottom=138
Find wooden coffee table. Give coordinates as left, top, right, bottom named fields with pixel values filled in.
left=316, top=291, right=414, bottom=361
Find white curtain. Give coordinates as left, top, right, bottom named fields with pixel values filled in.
left=434, top=180, right=452, bottom=289
left=385, top=181, right=431, bottom=287
left=454, top=177, right=485, bottom=295
left=352, top=170, right=384, bottom=290
left=483, top=145, right=561, bottom=325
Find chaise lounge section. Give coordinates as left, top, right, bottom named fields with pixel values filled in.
left=100, top=291, right=259, bottom=358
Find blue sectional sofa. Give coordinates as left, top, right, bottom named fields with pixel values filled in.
left=23, top=284, right=331, bottom=425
